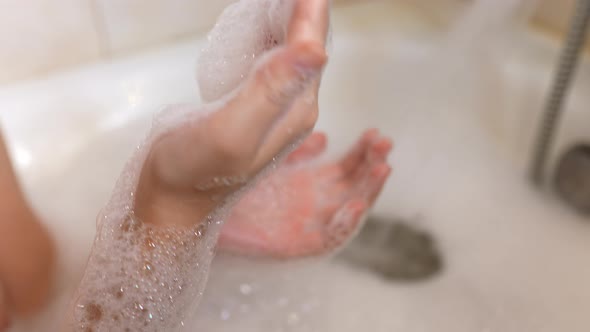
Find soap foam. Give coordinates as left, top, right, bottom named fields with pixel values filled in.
left=197, top=0, right=294, bottom=103
left=70, top=0, right=303, bottom=330
left=70, top=104, right=224, bottom=332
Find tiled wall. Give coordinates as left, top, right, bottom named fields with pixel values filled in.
left=0, top=0, right=464, bottom=85
left=0, top=0, right=235, bottom=84
left=0, top=0, right=584, bottom=85
left=532, top=0, right=590, bottom=52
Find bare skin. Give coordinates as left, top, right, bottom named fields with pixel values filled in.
left=134, top=0, right=331, bottom=229
left=70, top=0, right=391, bottom=330
left=218, top=129, right=392, bottom=258
left=0, top=0, right=395, bottom=330
left=0, top=132, right=55, bottom=331
left=66, top=1, right=334, bottom=330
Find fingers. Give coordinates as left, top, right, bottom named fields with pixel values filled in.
left=206, top=42, right=327, bottom=169
left=246, top=0, right=330, bottom=170
left=352, top=134, right=393, bottom=205
left=324, top=198, right=367, bottom=250
left=351, top=135, right=392, bottom=179
left=284, top=132, right=327, bottom=164
left=370, top=137, right=393, bottom=162
left=248, top=98, right=317, bottom=172
left=287, top=0, right=331, bottom=46
left=362, top=163, right=392, bottom=205
left=250, top=0, right=331, bottom=170
left=340, top=130, right=392, bottom=206
left=348, top=132, right=392, bottom=180
left=339, top=129, right=380, bottom=174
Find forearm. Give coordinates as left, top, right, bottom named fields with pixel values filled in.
left=68, top=212, right=221, bottom=331
left=66, top=121, right=228, bottom=331
left=0, top=132, right=55, bottom=317
left=0, top=208, right=55, bottom=317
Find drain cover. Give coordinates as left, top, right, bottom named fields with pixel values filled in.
left=554, top=144, right=590, bottom=215
left=337, top=215, right=443, bottom=281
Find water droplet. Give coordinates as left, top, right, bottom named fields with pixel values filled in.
left=143, top=262, right=154, bottom=273
left=194, top=224, right=206, bottom=237
left=138, top=303, right=144, bottom=311
left=116, top=287, right=124, bottom=299
left=145, top=238, right=157, bottom=249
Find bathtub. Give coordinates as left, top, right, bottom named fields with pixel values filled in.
left=1, top=1, right=590, bottom=331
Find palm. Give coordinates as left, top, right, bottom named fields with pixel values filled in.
left=219, top=129, right=392, bottom=258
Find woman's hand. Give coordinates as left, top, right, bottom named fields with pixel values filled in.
left=134, top=0, right=331, bottom=228
left=218, top=129, right=393, bottom=258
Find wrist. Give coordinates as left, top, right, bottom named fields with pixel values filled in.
left=134, top=160, right=217, bottom=229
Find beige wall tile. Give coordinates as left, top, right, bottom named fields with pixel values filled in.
left=95, top=0, right=236, bottom=55
left=0, top=0, right=102, bottom=84
left=532, top=0, right=590, bottom=53
left=533, top=0, right=574, bottom=29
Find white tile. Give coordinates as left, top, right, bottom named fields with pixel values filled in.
left=0, top=0, right=102, bottom=84
left=95, top=0, right=236, bottom=54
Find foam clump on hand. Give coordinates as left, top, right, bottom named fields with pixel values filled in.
left=197, top=0, right=294, bottom=102
left=71, top=105, right=227, bottom=332
left=73, top=213, right=218, bottom=331
left=70, top=0, right=298, bottom=331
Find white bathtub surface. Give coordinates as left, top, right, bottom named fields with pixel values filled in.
left=1, top=1, right=590, bottom=331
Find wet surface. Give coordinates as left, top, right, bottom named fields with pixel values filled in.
left=337, top=215, right=443, bottom=281
left=554, top=144, right=590, bottom=216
